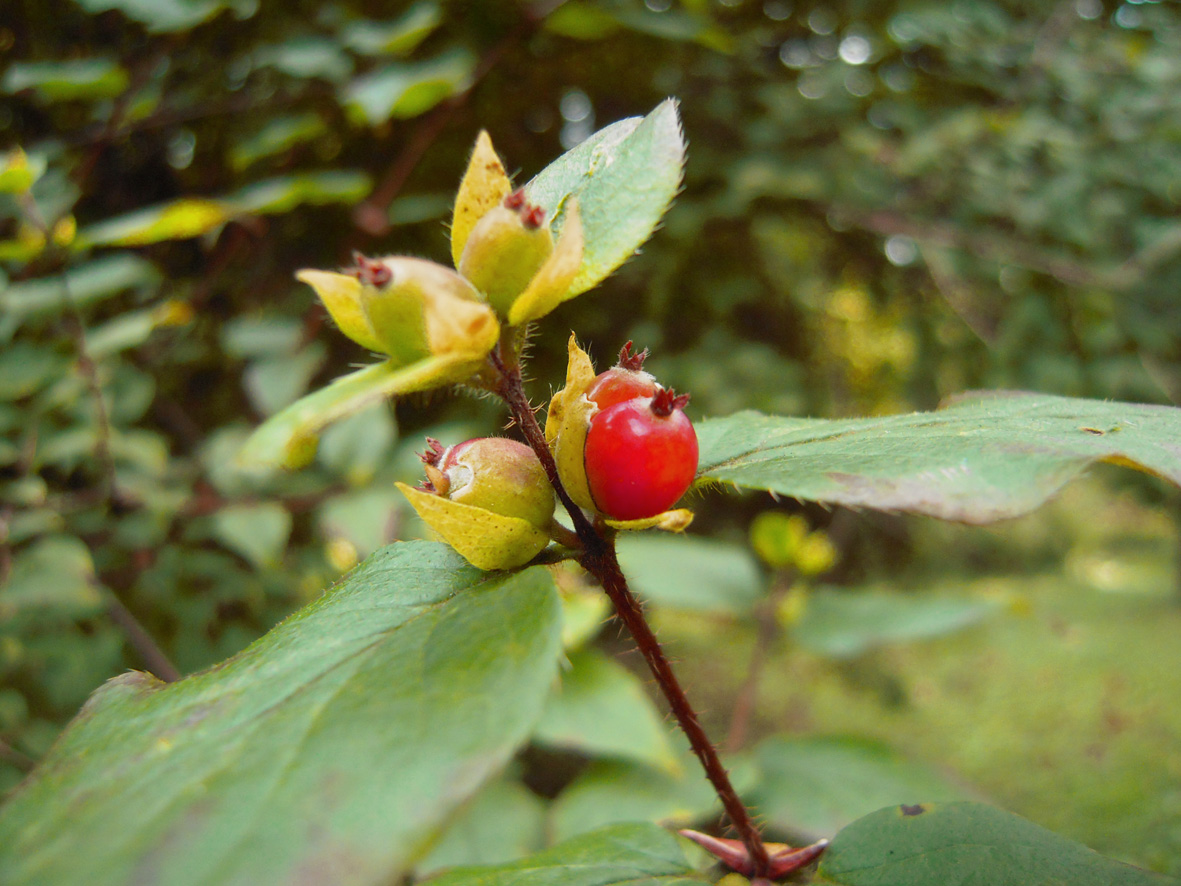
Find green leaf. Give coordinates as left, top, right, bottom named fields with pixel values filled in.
left=0, top=542, right=564, bottom=886
left=816, top=802, right=1178, bottom=886
left=220, top=315, right=305, bottom=359
left=697, top=392, right=1181, bottom=524
left=237, top=356, right=465, bottom=471
left=2, top=59, right=129, bottom=101
left=0, top=536, right=103, bottom=619
left=533, top=649, right=679, bottom=774
left=749, top=736, right=971, bottom=839
left=791, top=588, right=999, bottom=659
left=242, top=343, right=328, bottom=416
left=343, top=49, right=475, bottom=125
left=616, top=534, right=763, bottom=615
left=550, top=758, right=737, bottom=844
left=340, top=3, right=443, bottom=56
left=0, top=343, right=69, bottom=400
left=417, top=777, right=546, bottom=874
left=0, top=254, right=160, bottom=324
left=79, top=199, right=231, bottom=247
left=226, top=171, right=372, bottom=215
left=71, top=0, right=251, bottom=33
left=318, top=489, right=402, bottom=559
left=254, top=37, right=353, bottom=82
left=230, top=114, right=331, bottom=170
left=524, top=99, right=685, bottom=301
left=209, top=502, right=292, bottom=568
left=429, top=822, right=712, bottom=886
left=316, top=401, right=398, bottom=485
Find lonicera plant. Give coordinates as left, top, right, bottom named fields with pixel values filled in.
left=2, top=101, right=1180, bottom=886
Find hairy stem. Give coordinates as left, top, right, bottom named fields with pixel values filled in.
left=493, top=349, right=771, bottom=876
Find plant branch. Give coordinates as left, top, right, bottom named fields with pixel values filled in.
left=492, top=348, right=772, bottom=877
left=103, top=589, right=181, bottom=683
left=726, top=571, right=795, bottom=754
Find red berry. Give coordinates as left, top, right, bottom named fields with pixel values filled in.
left=584, top=388, right=698, bottom=520
left=585, top=341, right=657, bottom=411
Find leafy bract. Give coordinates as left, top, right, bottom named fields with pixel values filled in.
left=524, top=99, right=684, bottom=303
left=429, top=822, right=712, bottom=886
left=697, top=392, right=1181, bottom=523
left=817, top=802, right=1179, bottom=886
left=0, top=542, right=563, bottom=886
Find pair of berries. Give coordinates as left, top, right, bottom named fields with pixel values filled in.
left=405, top=342, right=699, bottom=570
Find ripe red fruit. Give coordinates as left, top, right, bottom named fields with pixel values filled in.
left=585, top=341, right=657, bottom=411
left=584, top=387, right=698, bottom=520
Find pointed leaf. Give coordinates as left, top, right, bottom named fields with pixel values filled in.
left=697, top=392, right=1181, bottom=524
left=524, top=99, right=684, bottom=301
left=0, top=542, right=563, bottom=886
left=429, top=822, right=712, bottom=886
left=817, top=802, right=1178, bottom=886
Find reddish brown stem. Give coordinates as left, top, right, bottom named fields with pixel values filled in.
left=492, top=351, right=771, bottom=877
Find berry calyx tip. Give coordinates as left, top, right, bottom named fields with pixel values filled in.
left=616, top=340, right=649, bottom=372
left=347, top=252, right=392, bottom=288
left=651, top=386, right=690, bottom=417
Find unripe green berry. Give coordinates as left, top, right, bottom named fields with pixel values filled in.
left=458, top=194, right=554, bottom=316
left=430, top=437, right=555, bottom=530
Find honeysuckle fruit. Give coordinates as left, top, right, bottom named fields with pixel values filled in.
left=397, top=437, right=556, bottom=571
left=297, top=254, right=499, bottom=369
left=450, top=132, right=585, bottom=327
left=545, top=335, right=695, bottom=531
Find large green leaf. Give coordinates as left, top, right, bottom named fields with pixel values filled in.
left=0, top=542, right=563, bottom=886
left=816, top=802, right=1178, bottom=886
left=524, top=99, right=685, bottom=301
left=697, top=392, right=1181, bottom=523
left=428, top=822, right=712, bottom=886
left=748, top=736, right=971, bottom=839
left=533, top=649, right=679, bottom=773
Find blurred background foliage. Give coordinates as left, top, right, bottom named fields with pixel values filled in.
left=2, top=0, right=1180, bottom=876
